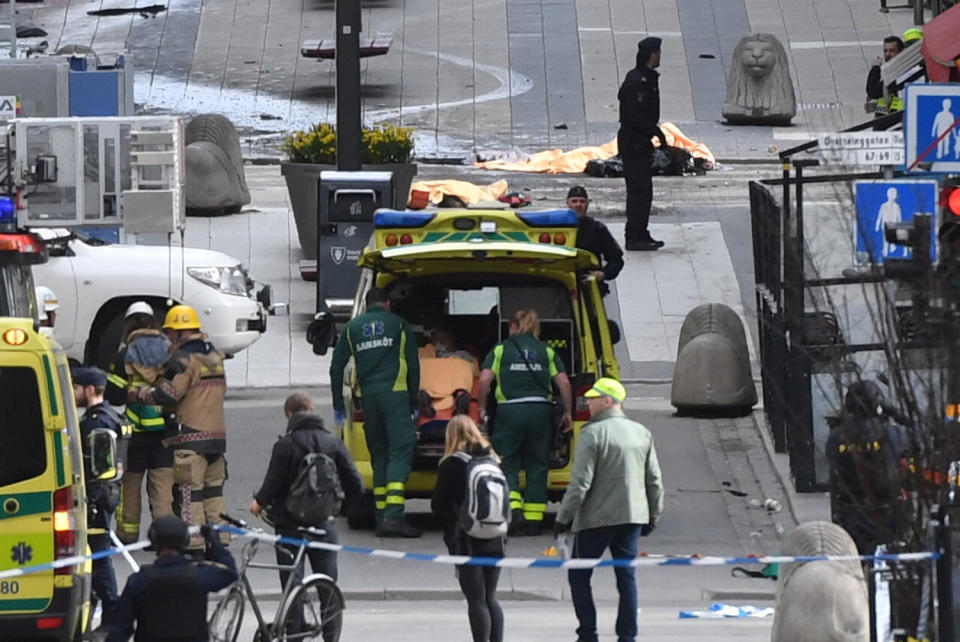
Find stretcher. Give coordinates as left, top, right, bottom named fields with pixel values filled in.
left=415, top=357, right=482, bottom=462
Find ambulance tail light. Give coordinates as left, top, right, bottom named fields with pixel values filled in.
left=385, top=233, right=398, bottom=247
left=373, top=211, right=436, bottom=228
left=400, top=233, right=413, bottom=245
left=575, top=383, right=593, bottom=421
left=553, top=233, right=567, bottom=245
left=517, top=210, right=578, bottom=227
left=538, top=233, right=551, bottom=244
left=35, top=617, right=64, bottom=630
left=53, top=486, right=77, bottom=574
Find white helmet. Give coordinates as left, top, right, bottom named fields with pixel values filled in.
left=124, top=301, right=155, bottom=320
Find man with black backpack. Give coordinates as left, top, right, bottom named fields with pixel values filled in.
left=250, top=393, right=362, bottom=594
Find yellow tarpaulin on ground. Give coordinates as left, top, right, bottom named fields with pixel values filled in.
left=473, top=122, right=715, bottom=173
left=408, top=178, right=509, bottom=205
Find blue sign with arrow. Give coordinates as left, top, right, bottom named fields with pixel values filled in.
left=854, top=180, right=938, bottom=264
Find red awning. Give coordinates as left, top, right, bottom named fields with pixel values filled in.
left=922, top=4, right=960, bottom=82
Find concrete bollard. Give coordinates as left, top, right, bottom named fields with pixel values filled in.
left=670, top=303, right=757, bottom=414
left=184, top=114, right=251, bottom=215
left=773, top=521, right=869, bottom=642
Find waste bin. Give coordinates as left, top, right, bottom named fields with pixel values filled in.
left=312, top=171, right=393, bottom=343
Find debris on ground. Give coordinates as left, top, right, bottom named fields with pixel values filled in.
left=407, top=179, right=509, bottom=208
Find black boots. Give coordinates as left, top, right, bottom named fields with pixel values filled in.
left=376, top=517, right=422, bottom=538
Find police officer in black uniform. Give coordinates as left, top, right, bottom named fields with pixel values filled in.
left=566, top=186, right=624, bottom=296
left=826, top=381, right=910, bottom=555
left=73, top=367, right=129, bottom=633
left=618, top=37, right=668, bottom=252
left=107, top=515, right=237, bottom=642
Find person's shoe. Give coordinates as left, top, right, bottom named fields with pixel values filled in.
left=625, top=239, right=660, bottom=251
left=649, top=237, right=665, bottom=248
left=417, top=390, right=436, bottom=419
left=376, top=517, right=422, bottom=538
left=453, top=389, right=471, bottom=416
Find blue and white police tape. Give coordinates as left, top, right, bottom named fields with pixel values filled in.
left=0, top=523, right=940, bottom=580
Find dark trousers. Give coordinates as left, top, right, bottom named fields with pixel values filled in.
left=276, top=522, right=339, bottom=640
left=88, top=528, right=118, bottom=627
left=567, top=524, right=642, bottom=642
left=622, top=154, right=654, bottom=244
left=363, top=391, right=416, bottom=521
left=458, top=566, right=504, bottom=642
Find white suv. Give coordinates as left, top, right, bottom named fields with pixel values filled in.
left=32, top=229, right=268, bottom=366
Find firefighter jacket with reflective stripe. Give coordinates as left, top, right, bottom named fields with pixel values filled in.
left=482, top=332, right=564, bottom=402
left=107, top=329, right=170, bottom=434
left=330, top=304, right=420, bottom=412
left=137, top=334, right=227, bottom=454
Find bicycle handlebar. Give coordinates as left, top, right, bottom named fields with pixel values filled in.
left=219, top=513, right=247, bottom=529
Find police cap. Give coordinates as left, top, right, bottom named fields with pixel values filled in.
left=71, top=367, right=107, bottom=388
left=147, top=515, right=190, bottom=551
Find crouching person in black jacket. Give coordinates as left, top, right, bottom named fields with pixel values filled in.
left=250, top=393, right=362, bottom=600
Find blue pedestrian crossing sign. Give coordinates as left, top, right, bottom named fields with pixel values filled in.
left=905, top=84, right=960, bottom=172
left=854, top=180, right=938, bottom=264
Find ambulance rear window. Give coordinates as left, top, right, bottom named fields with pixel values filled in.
left=0, top=367, right=46, bottom=486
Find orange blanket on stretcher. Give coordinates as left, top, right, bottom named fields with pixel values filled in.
left=473, top=122, right=715, bottom=173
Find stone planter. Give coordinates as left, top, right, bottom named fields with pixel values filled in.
left=282, top=162, right=418, bottom=260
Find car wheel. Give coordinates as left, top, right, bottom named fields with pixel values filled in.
left=91, top=308, right=125, bottom=369
left=347, top=491, right=376, bottom=530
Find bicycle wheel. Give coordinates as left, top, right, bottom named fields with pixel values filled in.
left=277, top=576, right=344, bottom=642
left=209, top=584, right=244, bottom=642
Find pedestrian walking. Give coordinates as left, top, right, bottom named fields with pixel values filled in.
left=478, top=308, right=573, bottom=535
left=107, top=515, right=237, bottom=642
left=330, top=287, right=422, bottom=537
left=554, top=377, right=664, bottom=642
left=73, top=366, right=130, bottom=633
left=431, top=415, right=507, bottom=642
left=618, top=37, right=668, bottom=251
left=250, top=391, right=362, bottom=639
left=865, top=36, right=904, bottom=116
left=127, top=305, right=228, bottom=551
left=566, top=186, right=624, bottom=295
left=105, top=301, right=175, bottom=544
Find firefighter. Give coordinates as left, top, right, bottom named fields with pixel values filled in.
left=73, top=366, right=131, bottom=632
left=35, top=285, right=59, bottom=337
left=478, top=308, right=573, bottom=535
left=127, top=305, right=227, bottom=551
left=826, top=380, right=910, bottom=555
left=330, top=287, right=422, bottom=538
left=105, top=301, right=175, bottom=544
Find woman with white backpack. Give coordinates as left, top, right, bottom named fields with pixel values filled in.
left=431, top=415, right=509, bottom=642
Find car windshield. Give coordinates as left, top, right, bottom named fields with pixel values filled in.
left=387, top=276, right=579, bottom=373
left=0, top=366, right=46, bottom=486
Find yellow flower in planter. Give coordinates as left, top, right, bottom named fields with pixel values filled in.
left=282, top=122, right=414, bottom=164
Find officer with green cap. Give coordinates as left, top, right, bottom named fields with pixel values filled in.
left=330, top=286, right=421, bottom=538
left=478, top=308, right=573, bottom=535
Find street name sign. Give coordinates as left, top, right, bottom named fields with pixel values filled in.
left=818, top=131, right=904, bottom=166
left=854, top=179, right=938, bottom=264
left=905, top=83, right=960, bottom=172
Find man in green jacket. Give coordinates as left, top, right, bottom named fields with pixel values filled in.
left=554, top=377, right=663, bottom=642
left=330, top=287, right=421, bottom=538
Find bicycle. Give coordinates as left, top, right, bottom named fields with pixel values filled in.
left=208, top=513, right=345, bottom=642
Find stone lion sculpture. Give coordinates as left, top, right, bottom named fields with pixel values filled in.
left=722, top=33, right=796, bottom=126
left=772, top=521, right=869, bottom=642
left=184, top=114, right=251, bottom=215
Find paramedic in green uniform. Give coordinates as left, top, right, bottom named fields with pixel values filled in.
left=478, top=309, right=573, bottom=536
left=330, top=287, right=422, bottom=538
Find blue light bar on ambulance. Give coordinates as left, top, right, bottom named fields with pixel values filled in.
left=517, top=209, right=578, bottom=227
left=0, top=196, right=15, bottom=225
left=373, top=211, right=437, bottom=228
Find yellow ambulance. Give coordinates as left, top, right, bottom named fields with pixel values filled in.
left=311, top=209, right=622, bottom=528
left=0, top=228, right=120, bottom=640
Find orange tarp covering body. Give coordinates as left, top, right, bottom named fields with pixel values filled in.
left=473, top=122, right=716, bottom=173
left=408, top=178, right=510, bottom=206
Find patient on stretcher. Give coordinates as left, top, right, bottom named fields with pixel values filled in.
left=417, top=328, right=480, bottom=424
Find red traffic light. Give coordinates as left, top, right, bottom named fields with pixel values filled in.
left=944, top=187, right=960, bottom=217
